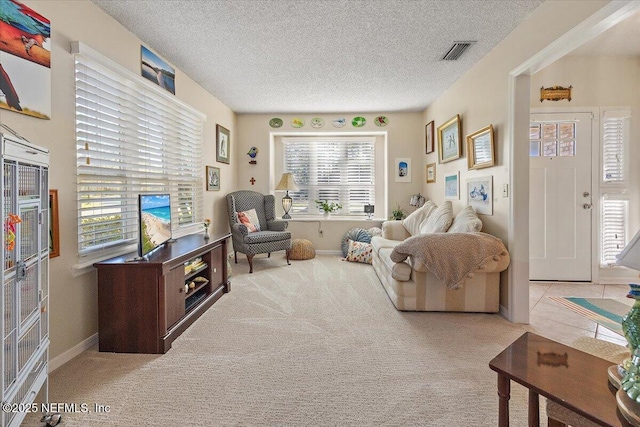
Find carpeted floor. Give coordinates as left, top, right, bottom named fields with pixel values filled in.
left=29, top=254, right=534, bottom=426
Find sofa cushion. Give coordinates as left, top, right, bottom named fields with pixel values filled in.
left=345, top=240, right=373, bottom=264
left=420, top=201, right=453, bottom=233
left=402, top=200, right=436, bottom=236
left=448, top=205, right=483, bottom=233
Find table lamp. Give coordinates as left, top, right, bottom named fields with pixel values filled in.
left=611, top=228, right=640, bottom=426
left=409, top=193, right=425, bottom=209
left=275, top=173, right=298, bottom=219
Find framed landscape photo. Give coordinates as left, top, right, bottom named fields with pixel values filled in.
left=206, top=165, right=220, bottom=191
left=216, top=124, right=230, bottom=164
left=444, top=172, right=459, bottom=200
left=467, top=175, right=493, bottom=215
left=426, top=162, right=436, bottom=183
left=425, top=120, right=434, bottom=154
left=438, top=114, right=462, bottom=163
left=467, top=124, right=495, bottom=170
left=395, top=158, right=411, bottom=182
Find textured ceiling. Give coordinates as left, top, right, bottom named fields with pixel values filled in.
left=91, top=0, right=544, bottom=114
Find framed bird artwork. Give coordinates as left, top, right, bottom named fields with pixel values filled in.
left=0, top=0, right=51, bottom=119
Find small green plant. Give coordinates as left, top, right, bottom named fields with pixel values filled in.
left=315, top=200, right=342, bottom=213
left=390, top=203, right=406, bottom=220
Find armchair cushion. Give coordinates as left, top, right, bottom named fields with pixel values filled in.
left=238, top=209, right=261, bottom=232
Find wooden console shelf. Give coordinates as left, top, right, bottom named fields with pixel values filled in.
left=94, top=233, right=231, bottom=354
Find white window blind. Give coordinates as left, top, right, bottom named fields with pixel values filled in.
left=283, top=137, right=375, bottom=215
left=75, top=48, right=205, bottom=258
left=602, top=110, right=630, bottom=184
left=601, top=196, right=628, bottom=266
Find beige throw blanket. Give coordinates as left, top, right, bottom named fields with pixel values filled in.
left=390, top=232, right=508, bottom=290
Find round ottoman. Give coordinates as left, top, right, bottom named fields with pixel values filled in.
left=290, top=238, right=316, bottom=260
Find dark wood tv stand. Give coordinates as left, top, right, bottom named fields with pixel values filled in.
left=94, top=233, right=231, bottom=354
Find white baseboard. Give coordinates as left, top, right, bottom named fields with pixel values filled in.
left=598, top=277, right=639, bottom=285
left=315, top=250, right=342, bottom=256
left=49, top=333, right=98, bottom=372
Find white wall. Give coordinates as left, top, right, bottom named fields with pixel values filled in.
left=530, top=55, right=640, bottom=282
left=236, top=113, right=423, bottom=250
left=420, top=0, right=610, bottom=310
left=0, top=0, right=236, bottom=360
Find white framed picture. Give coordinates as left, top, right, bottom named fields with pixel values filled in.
left=395, top=158, right=411, bottom=182
left=444, top=172, right=459, bottom=200
left=467, top=175, right=493, bottom=215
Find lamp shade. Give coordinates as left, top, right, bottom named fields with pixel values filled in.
left=275, top=173, right=299, bottom=191
left=617, top=229, right=640, bottom=271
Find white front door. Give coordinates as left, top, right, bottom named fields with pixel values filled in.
left=529, top=112, right=593, bottom=281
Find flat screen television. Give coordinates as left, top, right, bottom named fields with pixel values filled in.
left=138, top=193, right=172, bottom=258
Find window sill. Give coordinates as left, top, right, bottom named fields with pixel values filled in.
left=286, top=216, right=385, bottom=222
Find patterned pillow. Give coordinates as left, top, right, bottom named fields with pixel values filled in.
left=237, top=208, right=261, bottom=233
left=345, top=240, right=373, bottom=264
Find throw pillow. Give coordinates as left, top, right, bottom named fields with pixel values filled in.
left=419, top=200, right=453, bottom=233
left=345, top=240, right=373, bottom=264
left=402, top=200, right=436, bottom=236
left=448, top=205, right=483, bottom=233
left=237, top=208, right=261, bottom=233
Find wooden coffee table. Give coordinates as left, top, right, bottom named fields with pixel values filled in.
left=489, top=332, right=630, bottom=426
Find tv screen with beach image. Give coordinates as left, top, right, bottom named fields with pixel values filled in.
left=139, top=194, right=172, bottom=257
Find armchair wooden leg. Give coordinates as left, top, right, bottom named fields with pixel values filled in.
left=268, top=252, right=271, bottom=258
left=286, top=249, right=291, bottom=265
left=247, top=254, right=254, bottom=273
left=234, top=251, right=238, bottom=264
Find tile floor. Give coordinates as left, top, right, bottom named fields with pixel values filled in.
left=528, top=282, right=629, bottom=348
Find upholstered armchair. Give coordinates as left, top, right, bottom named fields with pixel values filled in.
left=226, top=190, right=292, bottom=273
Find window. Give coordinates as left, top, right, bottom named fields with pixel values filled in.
left=74, top=44, right=205, bottom=260
left=600, top=109, right=631, bottom=266
left=282, top=136, right=376, bottom=215
left=601, top=196, right=628, bottom=266
left=602, top=111, right=630, bottom=184
left=529, top=121, right=576, bottom=157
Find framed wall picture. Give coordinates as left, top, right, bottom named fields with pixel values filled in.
left=49, top=189, right=60, bottom=258
left=467, top=175, right=493, bottom=215
left=444, top=172, right=459, bottom=200
left=425, top=120, right=434, bottom=154
left=395, top=158, right=411, bottom=182
left=141, top=45, right=175, bottom=95
left=426, top=162, right=436, bottom=183
left=216, top=124, right=230, bottom=164
left=467, top=124, right=495, bottom=170
left=437, top=114, right=462, bottom=163
left=206, top=165, right=220, bottom=191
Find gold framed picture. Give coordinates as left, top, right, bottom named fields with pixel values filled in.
left=466, top=124, right=495, bottom=170
left=49, top=189, right=60, bottom=258
left=216, top=124, right=230, bottom=164
left=437, top=114, right=462, bottom=163
left=426, top=163, right=436, bottom=183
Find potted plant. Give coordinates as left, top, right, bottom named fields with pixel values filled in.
left=390, top=203, right=406, bottom=220
left=315, top=200, right=342, bottom=218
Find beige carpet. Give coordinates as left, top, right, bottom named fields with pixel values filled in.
left=30, top=254, right=534, bottom=426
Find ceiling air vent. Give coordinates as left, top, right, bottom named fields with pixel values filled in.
left=441, top=41, right=476, bottom=61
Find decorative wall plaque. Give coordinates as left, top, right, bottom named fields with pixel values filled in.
left=540, top=85, right=572, bottom=102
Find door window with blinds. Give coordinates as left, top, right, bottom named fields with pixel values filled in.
left=281, top=136, right=376, bottom=215
left=600, top=109, right=631, bottom=266
left=74, top=47, right=205, bottom=260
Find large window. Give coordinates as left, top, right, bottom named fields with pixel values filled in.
left=282, top=136, right=376, bottom=215
left=74, top=44, right=205, bottom=261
